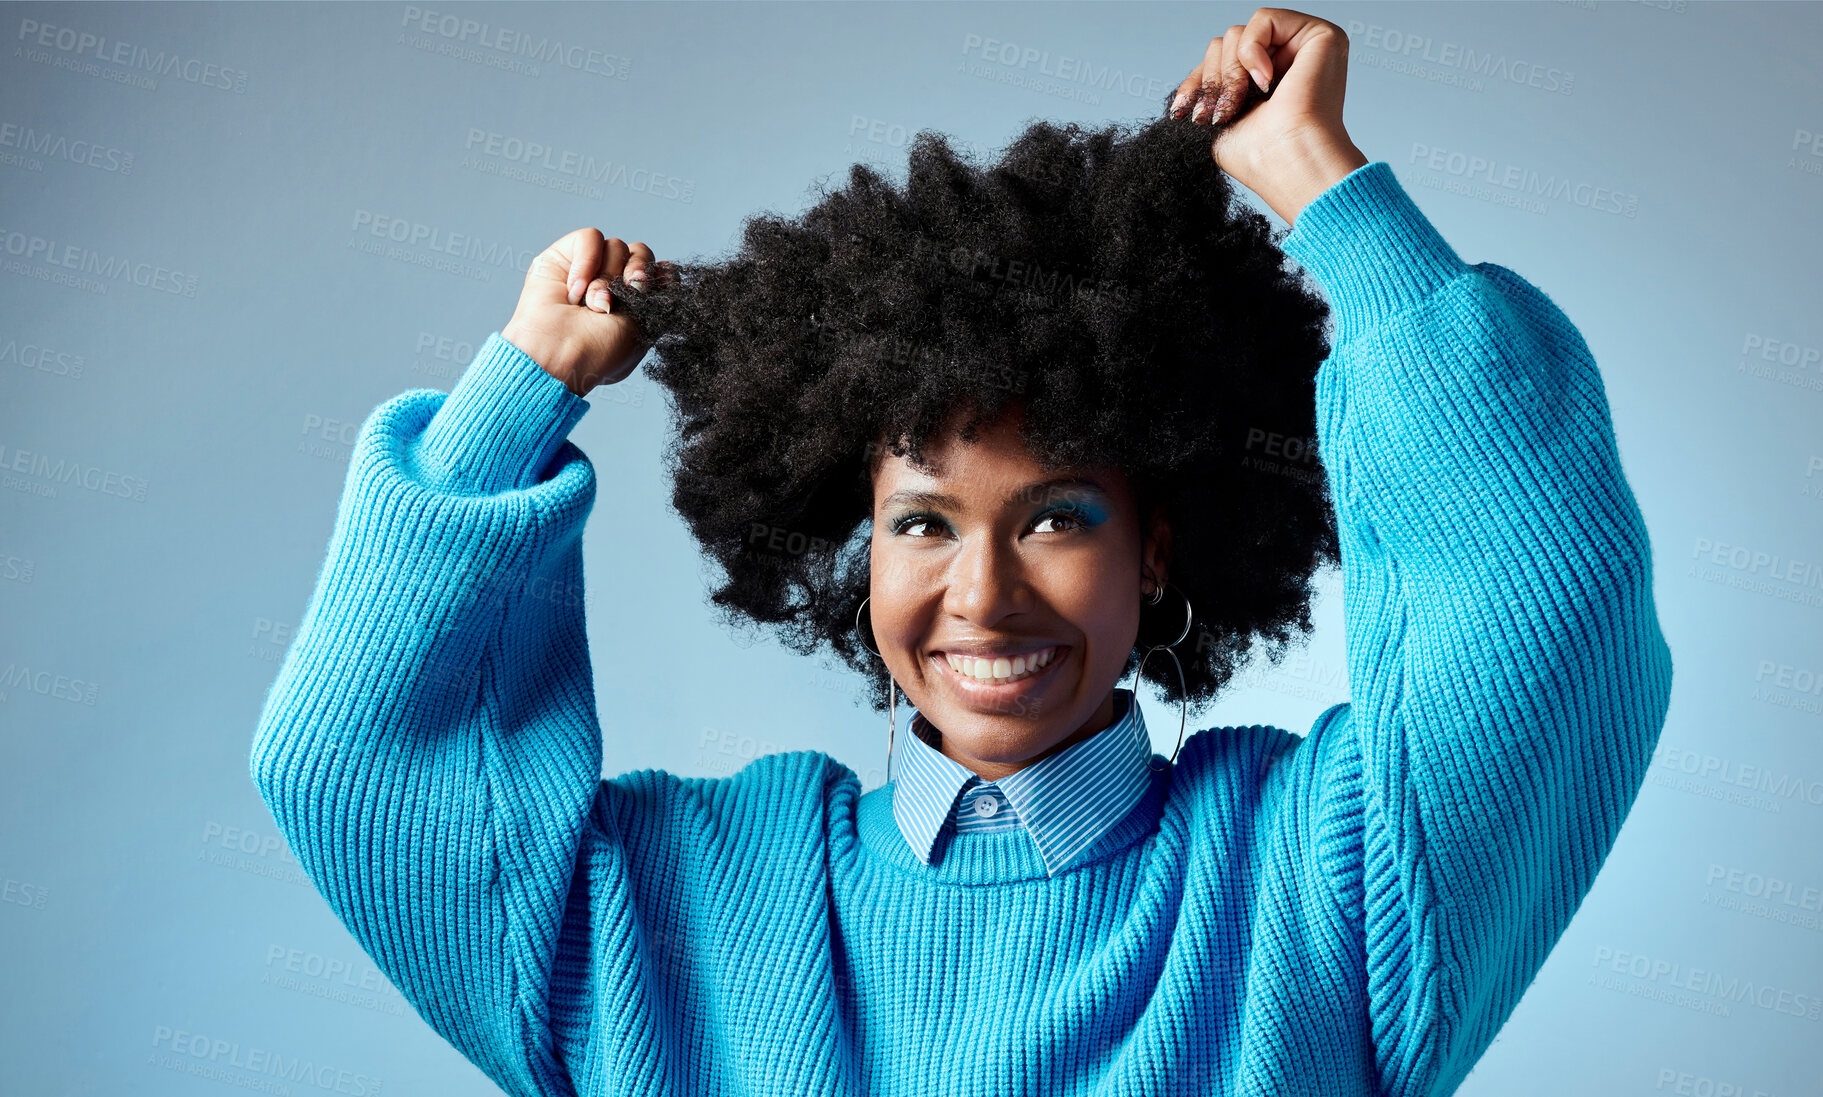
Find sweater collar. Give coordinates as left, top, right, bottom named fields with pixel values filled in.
left=889, top=688, right=1155, bottom=877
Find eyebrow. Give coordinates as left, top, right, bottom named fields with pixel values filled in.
left=879, top=475, right=1109, bottom=512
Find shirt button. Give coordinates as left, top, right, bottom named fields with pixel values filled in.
left=974, top=795, right=1000, bottom=818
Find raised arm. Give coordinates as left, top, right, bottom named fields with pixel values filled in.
left=1278, top=161, right=1674, bottom=1096
left=250, top=333, right=600, bottom=1097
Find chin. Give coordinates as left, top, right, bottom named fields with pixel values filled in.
left=934, top=719, right=1054, bottom=765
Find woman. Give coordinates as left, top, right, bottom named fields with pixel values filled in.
left=252, top=10, right=1672, bottom=1095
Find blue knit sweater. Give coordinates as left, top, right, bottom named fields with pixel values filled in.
left=250, top=160, right=1673, bottom=1097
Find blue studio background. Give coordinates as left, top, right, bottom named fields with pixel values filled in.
left=3, top=1, right=1821, bottom=1094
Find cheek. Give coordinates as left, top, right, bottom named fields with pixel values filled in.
left=1050, top=549, right=1141, bottom=655
left=868, top=539, right=927, bottom=645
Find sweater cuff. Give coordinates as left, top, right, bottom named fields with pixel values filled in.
left=411, top=331, right=590, bottom=495
left=1279, top=161, right=1470, bottom=347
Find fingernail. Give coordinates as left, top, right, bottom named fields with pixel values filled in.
left=1169, top=90, right=1188, bottom=117
left=590, top=287, right=609, bottom=310
left=1250, top=68, right=1270, bottom=94
left=1190, top=96, right=1208, bottom=124
left=568, top=277, right=584, bottom=304
left=1209, top=93, right=1231, bottom=125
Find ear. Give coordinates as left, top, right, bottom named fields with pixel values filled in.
left=1142, top=504, right=1172, bottom=592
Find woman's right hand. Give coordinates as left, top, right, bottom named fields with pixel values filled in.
left=501, top=229, right=676, bottom=397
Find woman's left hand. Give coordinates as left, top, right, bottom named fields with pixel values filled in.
left=1169, top=8, right=1369, bottom=225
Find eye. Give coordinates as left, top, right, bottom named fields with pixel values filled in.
left=887, top=503, right=1102, bottom=539
left=890, top=511, right=949, bottom=538
left=1030, top=504, right=1094, bottom=534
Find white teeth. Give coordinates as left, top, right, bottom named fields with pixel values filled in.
left=943, top=646, right=1058, bottom=684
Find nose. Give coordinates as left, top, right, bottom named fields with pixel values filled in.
left=943, top=529, right=1030, bottom=626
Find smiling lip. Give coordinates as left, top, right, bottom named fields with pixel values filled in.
left=929, top=644, right=1068, bottom=711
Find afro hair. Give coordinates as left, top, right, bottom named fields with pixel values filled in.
left=606, top=112, right=1340, bottom=716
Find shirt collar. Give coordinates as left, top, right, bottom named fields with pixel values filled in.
left=889, top=688, right=1154, bottom=877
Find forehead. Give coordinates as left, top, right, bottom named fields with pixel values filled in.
left=869, top=408, right=1127, bottom=507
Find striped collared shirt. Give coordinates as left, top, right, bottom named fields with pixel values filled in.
left=889, top=688, right=1155, bottom=877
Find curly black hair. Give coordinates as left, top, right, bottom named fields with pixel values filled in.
left=607, top=112, right=1340, bottom=717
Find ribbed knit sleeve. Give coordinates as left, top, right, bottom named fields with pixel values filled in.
left=249, top=332, right=598, bottom=1097
left=1277, top=163, right=1674, bottom=1097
